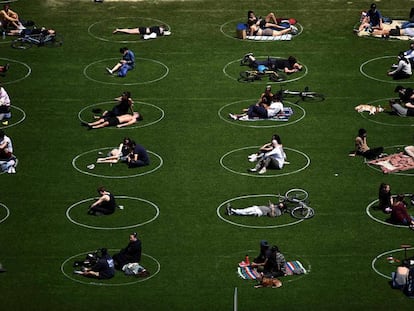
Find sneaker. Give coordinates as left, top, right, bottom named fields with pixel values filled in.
left=105, top=67, right=113, bottom=75
left=7, top=166, right=13, bottom=174
left=2, top=120, right=8, bottom=126
left=10, top=167, right=15, bottom=174
left=87, top=164, right=95, bottom=170
left=229, top=113, right=238, bottom=120
left=73, top=270, right=84, bottom=275
left=243, top=52, right=253, bottom=58
left=163, top=30, right=171, bottom=36
left=258, top=167, right=267, bottom=175
left=249, top=155, right=257, bottom=162
left=226, top=203, right=232, bottom=215
left=248, top=168, right=257, bottom=172
left=290, top=25, right=298, bottom=35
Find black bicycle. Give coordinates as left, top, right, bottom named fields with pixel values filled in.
left=11, top=32, right=63, bottom=49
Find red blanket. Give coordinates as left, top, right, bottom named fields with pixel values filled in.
left=368, top=152, right=414, bottom=174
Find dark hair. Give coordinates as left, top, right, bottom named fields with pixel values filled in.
left=97, top=186, right=106, bottom=193
left=272, top=134, right=282, bottom=144
left=288, top=56, right=297, bottom=65
left=358, top=128, right=367, bottom=137
left=120, top=47, right=128, bottom=53
left=396, top=194, right=405, bottom=202
left=122, top=91, right=131, bottom=98
left=394, top=85, right=404, bottom=93
left=271, top=245, right=279, bottom=252
left=247, top=10, right=254, bottom=18
left=100, top=248, right=108, bottom=256
left=370, top=3, right=376, bottom=10
left=398, top=51, right=409, bottom=64
left=131, top=232, right=138, bottom=238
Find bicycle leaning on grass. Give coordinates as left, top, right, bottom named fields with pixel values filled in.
left=279, top=188, right=315, bottom=219
left=11, top=30, right=63, bottom=49
left=277, top=86, right=325, bottom=102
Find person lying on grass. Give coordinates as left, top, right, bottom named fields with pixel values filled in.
left=226, top=201, right=286, bottom=217
left=96, top=137, right=133, bottom=164
left=112, top=24, right=171, bottom=39
left=242, top=53, right=303, bottom=74
left=82, top=112, right=142, bottom=129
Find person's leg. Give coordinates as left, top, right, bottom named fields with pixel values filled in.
left=110, top=62, right=122, bottom=73
left=118, top=64, right=132, bottom=77
left=390, top=102, right=408, bottom=116
left=88, top=118, right=105, bottom=126
left=231, top=206, right=262, bottom=216
left=113, top=28, right=140, bottom=34
left=248, top=105, right=267, bottom=119
left=128, top=159, right=148, bottom=168
left=91, top=121, right=109, bottom=129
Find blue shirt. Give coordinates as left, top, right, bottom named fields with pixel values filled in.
left=123, top=50, right=135, bottom=68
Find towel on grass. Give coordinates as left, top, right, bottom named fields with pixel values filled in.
left=368, top=152, right=414, bottom=173
left=357, top=19, right=414, bottom=40
left=237, top=260, right=306, bottom=280
left=238, top=107, right=293, bottom=121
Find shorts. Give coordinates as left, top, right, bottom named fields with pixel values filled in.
left=107, top=117, right=120, bottom=127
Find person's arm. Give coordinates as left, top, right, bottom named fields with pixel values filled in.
left=405, top=102, right=414, bottom=108
left=268, top=202, right=276, bottom=217
left=388, top=61, right=403, bottom=76
left=90, top=194, right=110, bottom=208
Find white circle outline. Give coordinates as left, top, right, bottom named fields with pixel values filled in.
left=0, top=58, right=31, bottom=85
left=0, top=202, right=10, bottom=224
left=83, top=57, right=169, bottom=86
left=61, top=251, right=160, bottom=286
left=66, top=196, right=159, bottom=230
left=360, top=55, right=414, bottom=84
left=0, top=105, right=26, bottom=129
left=218, top=99, right=306, bottom=128
left=216, top=194, right=304, bottom=229
left=219, top=18, right=303, bottom=41
left=365, top=145, right=414, bottom=176
left=78, top=101, right=165, bottom=130
left=366, top=195, right=414, bottom=228
left=371, top=247, right=414, bottom=280
left=358, top=98, right=414, bottom=127
left=72, top=147, right=163, bottom=179
left=223, top=57, right=308, bottom=84
left=220, top=146, right=311, bottom=178
left=88, top=17, right=171, bottom=43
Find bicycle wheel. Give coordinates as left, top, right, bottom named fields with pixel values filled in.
left=302, top=92, right=325, bottom=102
left=11, top=38, right=32, bottom=49
left=44, top=34, right=63, bottom=47
left=285, top=188, right=308, bottom=202
left=291, top=204, right=314, bottom=219
left=238, top=71, right=256, bottom=83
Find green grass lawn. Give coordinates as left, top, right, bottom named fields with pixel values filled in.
left=1, top=0, right=414, bottom=310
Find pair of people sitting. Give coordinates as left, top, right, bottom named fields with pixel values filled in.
left=229, top=85, right=284, bottom=121
left=246, top=10, right=297, bottom=37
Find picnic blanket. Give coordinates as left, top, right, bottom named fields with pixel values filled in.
left=368, top=152, right=414, bottom=173
left=238, top=107, right=293, bottom=122
left=237, top=19, right=298, bottom=41
left=357, top=19, right=414, bottom=40
left=246, top=34, right=293, bottom=41
left=237, top=260, right=306, bottom=280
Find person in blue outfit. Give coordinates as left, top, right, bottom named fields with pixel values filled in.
left=77, top=248, right=115, bottom=279
left=127, top=141, right=150, bottom=168
left=358, top=3, right=383, bottom=32
left=106, top=47, right=135, bottom=77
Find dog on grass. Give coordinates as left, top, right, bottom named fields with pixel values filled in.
left=354, top=104, right=384, bottom=115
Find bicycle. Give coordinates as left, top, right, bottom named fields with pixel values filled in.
left=277, top=86, right=325, bottom=102
left=278, top=188, right=315, bottom=219
left=11, top=32, right=63, bottom=49
left=238, top=69, right=287, bottom=83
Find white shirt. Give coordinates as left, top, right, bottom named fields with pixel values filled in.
left=267, top=101, right=283, bottom=117
left=0, top=135, right=13, bottom=153
left=0, top=87, right=10, bottom=106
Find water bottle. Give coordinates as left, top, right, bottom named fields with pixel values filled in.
left=2, top=31, right=5, bottom=40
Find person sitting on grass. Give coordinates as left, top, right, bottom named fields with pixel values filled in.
left=96, top=91, right=134, bottom=119
left=387, top=52, right=412, bottom=80
left=75, top=248, right=115, bottom=280
left=357, top=3, right=383, bottom=33
left=0, top=129, right=17, bottom=174
left=96, top=137, right=133, bottom=164
left=242, top=53, right=303, bottom=74
left=389, top=85, right=414, bottom=117
left=82, top=111, right=142, bottom=130
left=88, top=186, right=117, bottom=216
left=349, top=128, right=384, bottom=160
left=226, top=201, right=286, bottom=217
left=106, top=47, right=135, bottom=77
left=229, top=93, right=284, bottom=121
left=249, top=134, right=287, bottom=175
left=0, top=85, right=11, bottom=125
left=378, top=183, right=393, bottom=214
left=389, top=194, right=414, bottom=229
left=127, top=141, right=150, bottom=168
left=0, top=4, right=23, bottom=30
left=113, top=24, right=171, bottom=39
left=112, top=232, right=142, bottom=270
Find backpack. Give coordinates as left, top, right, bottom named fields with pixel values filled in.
left=403, top=268, right=414, bottom=298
